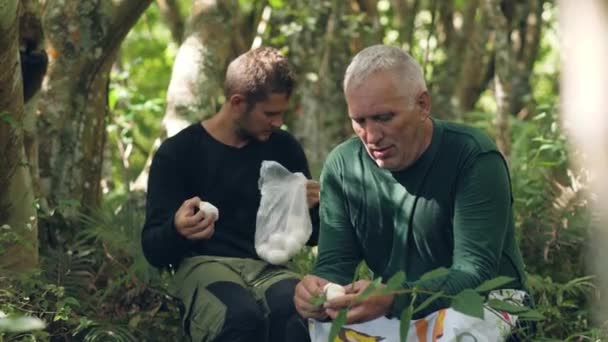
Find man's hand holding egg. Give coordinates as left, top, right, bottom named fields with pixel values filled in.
left=323, top=283, right=346, bottom=301
left=174, top=197, right=219, bottom=240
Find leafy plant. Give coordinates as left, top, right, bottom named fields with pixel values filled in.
left=321, top=269, right=544, bottom=342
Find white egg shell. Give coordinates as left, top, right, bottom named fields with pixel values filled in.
left=292, top=228, right=310, bottom=244
left=265, top=249, right=290, bottom=265
left=199, top=201, right=219, bottom=221
left=283, top=235, right=303, bottom=256
left=267, top=233, right=286, bottom=249
left=323, top=283, right=346, bottom=300
left=256, top=242, right=271, bottom=257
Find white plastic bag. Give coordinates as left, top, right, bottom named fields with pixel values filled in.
left=255, top=161, right=312, bottom=265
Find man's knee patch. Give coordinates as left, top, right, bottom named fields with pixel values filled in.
left=185, top=286, right=227, bottom=341
left=207, top=281, right=265, bottom=331
left=265, top=278, right=299, bottom=317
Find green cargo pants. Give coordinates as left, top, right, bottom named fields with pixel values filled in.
left=169, top=256, right=300, bottom=341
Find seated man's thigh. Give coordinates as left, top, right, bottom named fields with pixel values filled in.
left=253, top=268, right=304, bottom=342
left=172, top=259, right=265, bottom=341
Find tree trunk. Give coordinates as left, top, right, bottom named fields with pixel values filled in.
left=560, top=0, right=608, bottom=325
left=156, top=0, right=185, bottom=44
left=391, top=0, right=420, bottom=49
left=293, top=0, right=341, bottom=170
left=509, top=0, right=543, bottom=117
left=0, top=0, right=39, bottom=271
left=484, top=0, right=512, bottom=160
left=36, top=0, right=152, bottom=215
left=132, top=0, right=238, bottom=191
left=430, top=0, right=479, bottom=119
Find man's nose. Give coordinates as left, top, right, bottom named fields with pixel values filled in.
left=365, top=122, right=383, bottom=145
left=270, top=115, right=284, bottom=128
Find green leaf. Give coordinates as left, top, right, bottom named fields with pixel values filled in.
left=352, top=262, right=366, bottom=284
left=416, top=267, right=449, bottom=283
left=486, top=299, right=528, bottom=314
left=381, top=271, right=406, bottom=294
left=452, top=289, right=484, bottom=319
left=328, top=309, right=347, bottom=342
left=268, top=0, right=285, bottom=8
left=475, top=276, right=515, bottom=292
left=356, top=277, right=382, bottom=301
left=61, top=297, right=81, bottom=307
left=516, top=310, right=545, bottom=321
left=0, top=112, right=17, bottom=127
left=310, top=294, right=326, bottom=307
left=399, top=305, right=413, bottom=342
left=413, top=291, right=445, bottom=314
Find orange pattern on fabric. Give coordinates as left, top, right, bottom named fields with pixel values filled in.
left=432, top=309, right=447, bottom=341
left=415, top=319, right=428, bottom=342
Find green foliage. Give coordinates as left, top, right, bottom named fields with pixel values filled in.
left=528, top=274, right=602, bottom=339
left=288, top=246, right=317, bottom=276
left=10, top=0, right=600, bottom=340
left=509, top=106, right=591, bottom=282
left=0, top=112, right=18, bottom=128
left=451, top=289, right=485, bottom=319
left=475, top=276, right=518, bottom=293
left=321, top=271, right=544, bottom=341
left=1, top=201, right=180, bottom=341
left=399, top=305, right=413, bottom=342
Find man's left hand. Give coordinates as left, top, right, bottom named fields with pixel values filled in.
left=306, top=180, right=320, bottom=208
left=323, top=280, right=395, bottom=324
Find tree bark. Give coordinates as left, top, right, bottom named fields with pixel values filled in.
left=156, top=0, right=184, bottom=44
left=132, top=0, right=238, bottom=191
left=430, top=0, right=479, bottom=119
left=484, top=0, right=512, bottom=160
left=509, top=0, right=543, bottom=117
left=37, top=0, right=152, bottom=214
left=391, top=0, right=420, bottom=49
left=0, top=0, right=39, bottom=271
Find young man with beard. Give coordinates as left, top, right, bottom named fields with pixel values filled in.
left=142, top=47, right=319, bottom=342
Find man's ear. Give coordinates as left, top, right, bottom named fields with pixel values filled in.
left=229, top=94, right=247, bottom=111
left=417, top=91, right=432, bottom=120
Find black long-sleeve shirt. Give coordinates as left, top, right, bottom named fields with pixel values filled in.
left=141, top=123, right=319, bottom=268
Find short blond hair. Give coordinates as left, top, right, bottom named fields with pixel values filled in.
left=224, top=47, right=295, bottom=106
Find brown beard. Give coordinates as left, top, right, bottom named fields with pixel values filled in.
left=234, top=109, right=266, bottom=143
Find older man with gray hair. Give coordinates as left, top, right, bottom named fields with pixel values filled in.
left=294, top=44, right=530, bottom=338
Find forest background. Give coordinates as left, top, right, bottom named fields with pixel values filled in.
left=1, top=0, right=606, bottom=340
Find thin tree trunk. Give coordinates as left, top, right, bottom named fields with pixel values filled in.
left=391, top=0, right=420, bottom=49
left=20, top=0, right=47, bottom=212
left=0, top=0, right=39, bottom=271
left=484, top=0, right=512, bottom=160
left=293, top=0, right=341, bottom=169
left=156, top=0, right=184, bottom=44
left=37, top=0, right=152, bottom=215
left=431, top=0, right=478, bottom=119
left=510, top=0, right=543, bottom=117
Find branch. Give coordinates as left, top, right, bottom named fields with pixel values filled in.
left=156, top=0, right=184, bottom=44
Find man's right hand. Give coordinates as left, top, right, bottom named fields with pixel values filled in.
left=294, top=275, right=330, bottom=320
left=174, top=197, right=215, bottom=240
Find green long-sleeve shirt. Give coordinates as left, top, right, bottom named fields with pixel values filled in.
left=313, top=119, right=527, bottom=319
